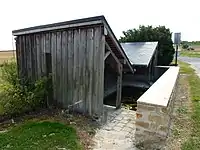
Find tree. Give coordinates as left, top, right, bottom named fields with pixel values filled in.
left=119, top=25, right=175, bottom=65
left=182, top=43, right=189, bottom=49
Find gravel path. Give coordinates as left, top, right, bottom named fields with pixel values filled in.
left=93, top=107, right=137, bottom=150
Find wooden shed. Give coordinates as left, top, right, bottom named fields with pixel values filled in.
left=12, top=16, right=133, bottom=118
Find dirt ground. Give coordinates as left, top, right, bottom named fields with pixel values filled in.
left=0, top=50, right=16, bottom=63
left=164, top=74, right=192, bottom=150
left=192, top=45, right=200, bottom=51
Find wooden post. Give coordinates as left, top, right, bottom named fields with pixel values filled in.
left=148, top=62, right=152, bottom=82
left=105, top=42, right=123, bottom=109
left=116, top=63, right=122, bottom=109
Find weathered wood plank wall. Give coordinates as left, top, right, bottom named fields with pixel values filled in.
left=16, top=25, right=105, bottom=116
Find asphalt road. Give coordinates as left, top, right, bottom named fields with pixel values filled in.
left=178, top=56, right=200, bottom=73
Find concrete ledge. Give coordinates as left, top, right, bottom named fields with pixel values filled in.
left=138, top=66, right=179, bottom=107
left=135, top=66, right=179, bottom=144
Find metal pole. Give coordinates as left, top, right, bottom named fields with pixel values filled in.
left=175, top=44, right=178, bottom=66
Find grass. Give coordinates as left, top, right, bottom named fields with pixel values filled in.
left=178, top=61, right=200, bottom=150
left=0, top=121, right=82, bottom=150
left=180, top=50, right=200, bottom=58
left=178, top=61, right=194, bottom=74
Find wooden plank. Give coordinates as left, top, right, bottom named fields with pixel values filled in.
left=56, top=31, right=62, bottom=105
left=33, top=34, right=38, bottom=80
left=73, top=29, right=79, bottom=110
left=67, top=30, right=73, bottom=106
left=22, top=35, right=27, bottom=83
left=116, top=63, right=122, bottom=109
left=71, top=30, right=75, bottom=108
left=105, top=42, right=120, bottom=65
left=83, top=29, right=87, bottom=114
left=92, top=27, right=101, bottom=115
left=36, top=34, right=41, bottom=78
left=80, top=29, right=87, bottom=113
left=59, top=32, right=64, bottom=106
left=64, top=31, right=69, bottom=106
left=99, top=29, right=105, bottom=116
left=96, top=26, right=103, bottom=116
left=61, top=31, right=67, bottom=107
left=51, top=32, right=57, bottom=103
left=40, top=34, right=45, bottom=75
left=77, top=29, right=82, bottom=112
left=30, top=34, right=36, bottom=81
left=104, top=51, right=111, bottom=60
left=74, top=29, right=80, bottom=111
left=26, top=35, right=32, bottom=81
left=45, top=33, right=51, bottom=53
left=86, top=28, right=94, bottom=115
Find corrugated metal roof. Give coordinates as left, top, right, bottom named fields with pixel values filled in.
left=120, top=42, right=158, bottom=66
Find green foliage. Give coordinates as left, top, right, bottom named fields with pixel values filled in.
left=0, top=60, right=18, bottom=85
left=0, top=121, right=82, bottom=150
left=178, top=61, right=194, bottom=74
left=119, top=25, right=175, bottom=65
left=177, top=106, right=188, bottom=114
left=0, top=60, right=50, bottom=116
left=182, top=44, right=189, bottom=49
left=182, top=41, right=200, bottom=45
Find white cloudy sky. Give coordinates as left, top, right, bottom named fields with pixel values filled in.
left=0, top=0, right=199, bottom=50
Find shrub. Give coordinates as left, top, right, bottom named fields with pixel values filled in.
left=182, top=44, right=189, bottom=49
left=0, top=60, right=50, bottom=116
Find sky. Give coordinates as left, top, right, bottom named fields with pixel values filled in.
left=0, top=0, right=199, bottom=50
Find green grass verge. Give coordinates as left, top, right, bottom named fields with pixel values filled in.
left=178, top=61, right=194, bottom=74
left=0, top=121, right=82, bottom=150
left=179, top=61, right=200, bottom=150
left=180, top=51, right=200, bottom=58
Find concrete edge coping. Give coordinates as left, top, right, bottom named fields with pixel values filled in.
left=137, top=66, right=180, bottom=107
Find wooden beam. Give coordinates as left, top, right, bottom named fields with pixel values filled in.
left=116, top=63, right=122, bottom=109
left=104, top=51, right=111, bottom=60
left=13, top=20, right=103, bottom=36
left=103, top=23, right=134, bottom=74
left=119, top=59, right=126, bottom=65
left=105, top=42, right=120, bottom=65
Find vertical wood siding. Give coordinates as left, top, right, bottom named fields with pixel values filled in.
left=16, top=25, right=104, bottom=116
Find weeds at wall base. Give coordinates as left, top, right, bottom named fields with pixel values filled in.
left=0, top=60, right=51, bottom=118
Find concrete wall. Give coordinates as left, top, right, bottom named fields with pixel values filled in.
left=135, top=66, right=179, bottom=143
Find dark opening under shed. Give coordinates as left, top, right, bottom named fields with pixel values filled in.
left=12, top=16, right=134, bottom=118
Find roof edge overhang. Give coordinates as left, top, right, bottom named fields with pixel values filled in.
left=102, top=19, right=134, bottom=74
left=12, top=16, right=105, bottom=36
